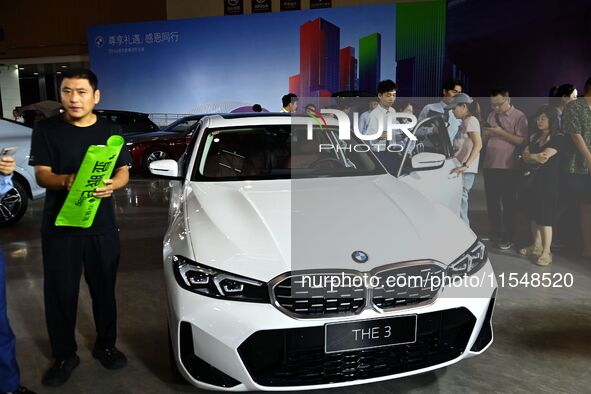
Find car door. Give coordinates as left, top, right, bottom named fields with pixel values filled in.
left=396, top=115, right=462, bottom=216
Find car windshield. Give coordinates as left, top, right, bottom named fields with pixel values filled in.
left=167, top=119, right=199, bottom=133
left=97, top=113, right=160, bottom=133
left=192, top=125, right=386, bottom=181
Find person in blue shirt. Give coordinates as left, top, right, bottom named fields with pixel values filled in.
left=0, top=154, right=35, bottom=394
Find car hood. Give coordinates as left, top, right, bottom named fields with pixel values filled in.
left=183, top=175, right=475, bottom=282
left=125, top=131, right=184, bottom=143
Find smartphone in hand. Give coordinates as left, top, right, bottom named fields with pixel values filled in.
left=0, top=146, right=18, bottom=157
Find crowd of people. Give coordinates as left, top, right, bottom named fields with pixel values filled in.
left=282, top=76, right=591, bottom=267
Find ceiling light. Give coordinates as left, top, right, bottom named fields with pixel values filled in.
left=60, top=65, right=68, bottom=68
left=33, top=72, right=39, bottom=75
left=18, top=67, right=24, bottom=70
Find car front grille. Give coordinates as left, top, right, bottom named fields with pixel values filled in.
left=371, top=262, right=445, bottom=311
left=271, top=272, right=366, bottom=318
left=270, top=261, right=445, bottom=318
left=238, top=308, right=476, bottom=387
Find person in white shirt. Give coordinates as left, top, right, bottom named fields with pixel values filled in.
left=417, top=79, right=464, bottom=144
left=447, top=93, right=483, bottom=226
left=359, top=99, right=379, bottom=134
left=280, top=93, right=298, bottom=113
left=365, top=80, right=400, bottom=174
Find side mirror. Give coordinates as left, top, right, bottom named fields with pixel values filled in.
left=410, top=152, right=446, bottom=171
left=149, top=159, right=182, bottom=179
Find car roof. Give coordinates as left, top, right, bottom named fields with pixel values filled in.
left=200, top=112, right=339, bottom=129
left=94, top=109, right=151, bottom=117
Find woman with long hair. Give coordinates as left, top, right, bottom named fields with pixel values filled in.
left=518, top=105, right=564, bottom=266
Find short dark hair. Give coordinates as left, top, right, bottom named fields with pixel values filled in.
left=554, top=83, right=576, bottom=98
left=549, top=84, right=577, bottom=107
left=585, top=77, right=591, bottom=93
left=442, top=79, right=463, bottom=92
left=490, top=88, right=510, bottom=97
left=252, top=104, right=262, bottom=112
left=60, top=68, right=98, bottom=91
left=282, top=93, right=298, bottom=108
left=377, top=79, right=396, bottom=94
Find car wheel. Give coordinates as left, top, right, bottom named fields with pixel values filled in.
left=144, top=149, right=170, bottom=173
left=0, top=179, right=28, bottom=226
left=168, top=327, right=188, bottom=384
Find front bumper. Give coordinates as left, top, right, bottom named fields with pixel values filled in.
left=166, top=261, right=497, bottom=391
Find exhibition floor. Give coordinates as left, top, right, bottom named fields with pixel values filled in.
left=3, top=177, right=590, bottom=394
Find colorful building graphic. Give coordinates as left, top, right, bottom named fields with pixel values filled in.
left=339, top=46, right=357, bottom=92
left=395, top=0, right=446, bottom=97
left=289, top=74, right=301, bottom=96
left=299, top=18, right=340, bottom=97
left=358, top=33, right=382, bottom=93
left=295, top=18, right=385, bottom=97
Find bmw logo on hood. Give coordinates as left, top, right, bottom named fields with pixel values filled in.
left=352, top=251, right=369, bottom=263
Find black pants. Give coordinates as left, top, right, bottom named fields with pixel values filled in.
left=483, top=168, right=519, bottom=241
left=42, top=230, right=120, bottom=360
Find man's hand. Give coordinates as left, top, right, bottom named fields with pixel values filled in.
left=64, top=173, right=76, bottom=190
left=0, top=156, right=16, bottom=176
left=484, top=127, right=503, bottom=137
left=93, top=179, right=114, bottom=199
left=451, top=165, right=467, bottom=175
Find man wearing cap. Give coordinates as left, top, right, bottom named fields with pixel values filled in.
left=483, top=88, right=528, bottom=250
left=446, top=93, right=483, bottom=226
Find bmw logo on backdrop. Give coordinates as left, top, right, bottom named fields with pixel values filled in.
left=95, top=36, right=105, bottom=48
left=352, top=251, right=369, bottom=263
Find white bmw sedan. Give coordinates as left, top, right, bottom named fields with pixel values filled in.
left=150, top=113, right=497, bottom=391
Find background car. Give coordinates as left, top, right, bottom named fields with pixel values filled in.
left=94, top=109, right=160, bottom=137
left=125, top=114, right=209, bottom=173
left=0, top=118, right=45, bottom=226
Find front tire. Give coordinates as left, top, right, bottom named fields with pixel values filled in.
left=0, top=179, right=28, bottom=226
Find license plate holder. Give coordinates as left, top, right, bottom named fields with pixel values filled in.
left=324, top=315, right=417, bottom=353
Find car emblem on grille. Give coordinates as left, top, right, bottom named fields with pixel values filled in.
left=352, top=251, right=368, bottom=263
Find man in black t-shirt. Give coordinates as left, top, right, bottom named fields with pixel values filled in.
left=29, top=68, right=132, bottom=387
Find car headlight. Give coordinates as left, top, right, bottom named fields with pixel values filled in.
left=447, top=240, right=488, bottom=276
left=172, top=255, right=270, bottom=303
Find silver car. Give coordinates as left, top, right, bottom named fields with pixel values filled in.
left=0, top=118, right=45, bottom=225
